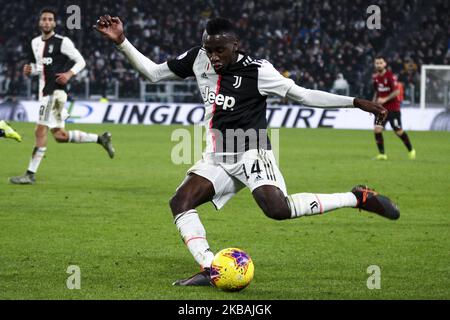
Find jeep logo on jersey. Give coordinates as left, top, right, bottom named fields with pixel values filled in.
left=203, top=86, right=236, bottom=110
left=42, top=57, right=53, bottom=65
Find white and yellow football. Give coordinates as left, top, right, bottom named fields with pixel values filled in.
left=210, top=247, right=254, bottom=292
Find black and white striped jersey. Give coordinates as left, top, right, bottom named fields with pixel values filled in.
left=167, top=47, right=294, bottom=153
left=28, top=33, right=85, bottom=98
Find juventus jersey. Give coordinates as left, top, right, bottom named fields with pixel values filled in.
left=28, top=33, right=85, bottom=98
left=167, top=47, right=295, bottom=154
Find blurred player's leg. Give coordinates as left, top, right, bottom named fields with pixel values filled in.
left=408, top=148, right=416, bottom=160
left=51, top=90, right=115, bottom=158
left=374, top=125, right=387, bottom=160
left=53, top=129, right=115, bottom=159
left=391, top=112, right=415, bottom=160
left=24, top=125, right=48, bottom=181
left=66, top=129, right=98, bottom=143
left=10, top=124, right=48, bottom=184
left=0, top=120, right=22, bottom=142
left=394, top=129, right=415, bottom=160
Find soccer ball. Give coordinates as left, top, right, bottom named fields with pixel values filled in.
left=210, top=248, right=254, bottom=292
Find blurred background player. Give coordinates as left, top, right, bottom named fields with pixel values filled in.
left=0, top=120, right=22, bottom=142
left=372, top=56, right=416, bottom=160
left=9, top=8, right=115, bottom=185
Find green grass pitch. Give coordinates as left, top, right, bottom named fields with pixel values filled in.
left=1, top=122, right=449, bottom=299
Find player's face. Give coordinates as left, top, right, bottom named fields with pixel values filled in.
left=203, top=33, right=238, bottom=74
left=374, top=59, right=387, bottom=73
left=39, top=12, right=56, bottom=34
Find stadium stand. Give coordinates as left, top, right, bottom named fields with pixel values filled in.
left=0, top=0, right=448, bottom=103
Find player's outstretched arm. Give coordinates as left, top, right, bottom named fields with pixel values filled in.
left=258, top=60, right=386, bottom=123
left=94, top=15, right=177, bottom=83
left=286, top=85, right=387, bottom=125
left=353, top=97, right=387, bottom=125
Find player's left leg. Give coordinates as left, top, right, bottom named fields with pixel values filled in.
left=0, top=120, right=22, bottom=142
left=391, top=111, right=415, bottom=159
left=373, top=113, right=387, bottom=160
left=50, top=90, right=115, bottom=158
left=246, top=150, right=399, bottom=220
left=253, top=185, right=356, bottom=220
left=253, top=185, right=399, bottom=221
left=51, top=128, right=115, bottom=159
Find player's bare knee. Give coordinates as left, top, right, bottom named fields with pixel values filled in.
left=53, top=133, right=67, bottom=143
left=394, top=129, right=404, bottom=136
left=262, top=205, right=290, bottom=221
left=374, top=126, right=383, bottom=134
left=169, top=192, right=193, bottom=216
left=52, top=130, right=69, bottom=143
left=253, top=186, right=290, bottom=220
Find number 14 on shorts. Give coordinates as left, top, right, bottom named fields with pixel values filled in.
left=242, top=159, right=276, bottom=181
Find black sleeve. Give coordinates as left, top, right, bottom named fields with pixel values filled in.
left=27, top=42, right=36, bottom=63
left=167, top=46, right=201, bottom=79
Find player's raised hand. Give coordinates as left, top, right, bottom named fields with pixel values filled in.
left=353, top=98, right=388, bottom=125
left=94, top=15, right=125, bottom=45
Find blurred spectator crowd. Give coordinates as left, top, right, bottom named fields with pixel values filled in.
left=0, top=0, right=449, bottom=103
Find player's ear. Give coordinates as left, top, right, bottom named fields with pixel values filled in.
left=233, top=40, right=239, bottom=52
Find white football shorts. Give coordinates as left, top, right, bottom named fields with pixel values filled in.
left=37, top=90, right=69, bottom=129
left=181, top=149, right=287, bottom=210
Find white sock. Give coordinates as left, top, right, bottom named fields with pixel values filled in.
left=287, top=192, right=357, bottom=218
left=174, top=209, right=215, bottom=269
left=68, top=130, right=98, bottom=143
left=27, top=147, right=47, bottom=173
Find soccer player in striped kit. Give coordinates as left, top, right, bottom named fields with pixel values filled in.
left=96, top=15, right=400, bottom=286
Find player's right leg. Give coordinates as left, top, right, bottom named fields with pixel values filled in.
left=170, top=158, right=243, bottom=287
left=0, top=120, right=22, bottom=142
left=9, top=124, right=48, bottom=185
left=10, top=92, right=55, bottom=184
left=374, top=123, right=387, bottom=160
left=11, top=93, right=56, bottom=184
left=170, top=173, right=216, bottom=286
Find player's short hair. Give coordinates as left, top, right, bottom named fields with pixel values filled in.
left=206, top=18, right=237, bottom=38
left=39, top=7, right=57, bottom=20
left=375, top=55, right=387, bottom=62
